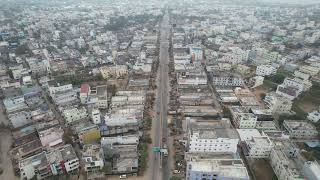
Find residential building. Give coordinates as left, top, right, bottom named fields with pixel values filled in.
left=276, top=84, right=300, bottom=100
left=283, top=120, right=318, bottom=139
left=294, top=70, right=310, bottom=81
left=234, top=113, right=257, bottom=129
left=270, top=142, right=304, bottom=180
left=38, top=126, right=64, bottom=148
left=82, top=144, right=104, bottom=172
left=264, top=92, right=292, bottom=114
left=189, top=47, right=203, bottom=61
left=307, top=108, right=320, bottom=123
left=3, top=96, right=28, bottom=113
left=59, top=144, right=79, bottom=173
left=244, top=136, right=273, bottom=158
left=48, top=83, right=78, bottom=106
left=188, top=130, right=239, bottom=154
left=255, top=65, right=277, bottom=76
left=186, top=158, right=249, bottom=180
left=19, top=152, right=52, bottom=180
left=100, top=65, right=128, bottom=79
left=299, top=65, right=319, bottom=76
left=91, top=109, right=101, bottom=124
left=303, top=161, right=320, bottom=180
left=63, top=107, right=88, bottom=124
left=210, top=72, right=244, bottom=87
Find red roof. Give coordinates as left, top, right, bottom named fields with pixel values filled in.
left=80, top=84, right=90, bottom=94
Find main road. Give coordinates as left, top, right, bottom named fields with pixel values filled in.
left=150, top=10, right=171, bottom=180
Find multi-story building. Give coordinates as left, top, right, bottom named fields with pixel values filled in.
left=188, top=130, right=239, bottom=154
left=60, top=144, right=80, bottom=173
left=294, top=70, right=310, bottom=80
left=91, top=109, right=101, bottom=124
left=270, top=142, right=304, bottom=180
left=80, top=84, right=108, bottom=109
left=177, top=71, right=208, bottom=86
left=264, top=92, right=292, bottom=114
left=299, top=65, right=319, bottom=76
left=82, top=144, right=104, bottom=172
left=46, top=144, right=79, bottom=175
left=210, top=72, right=244, bottom=87
left=186, top=158, right=249, bottom=180
left=101, top=135, right=139, bottom=174
left=303, top=161, right=320, bottom=180
left=282, top=78, right=304, bottom=93
left=19, top=152, right=52, bottom=180
left=3, top=96, right=28, bottom=113
left=283, top=120, right=318, bottom=139
left=189, top=47, right=203, bottom=61
left=99, top=65, right=128, bottom=79
left=276, top=84, right=300, bottom=100
left=38, top=126, right=64, bottom=148
left=255, top=65, right=277, bottom=76
left=230, top=108, right=257, bottom=129
left=244, top=136, right=274, bottom=158
left=48, top=83, right=78, bottom=106
left=62, top=107, right=88, bottom=124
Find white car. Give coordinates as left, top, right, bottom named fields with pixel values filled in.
left=120, top=174, right=127, bottom=179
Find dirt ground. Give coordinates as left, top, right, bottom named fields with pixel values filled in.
left=297, top=102, right=317, bottom=113
left=250, top=159, right=275, bottom=180
left=0, top=103, right=17, bottom=180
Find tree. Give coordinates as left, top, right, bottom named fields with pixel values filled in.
left=222, top=106, right=232, bottom=119
left=260, top=92, right=266, bottom=100
left=269, top=73, right=286, bottom=84
left=63, top=128, right=74, bottom=145
left=170, top=177, right=182, bottom=180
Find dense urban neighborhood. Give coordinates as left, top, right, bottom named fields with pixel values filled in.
left=0, top=0, right=320, bottom=180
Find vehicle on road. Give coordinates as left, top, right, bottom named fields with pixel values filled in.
left=173, top=170, right=181, bottom=174
left=119, top=174, right=127, bottom=179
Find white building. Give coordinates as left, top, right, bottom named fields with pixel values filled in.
left=276, top=84, right=300, bottom=100
left=186, top=158, right=249, bottom=180
left=211, top=73, right=244, bottom=87
left=60, top=144, right=80, bottom=173
left=188, top=130, right=239, bottom=154
left=63, top=107, right=88, bottom=124
left=283, top=120, right=318, bottom=139
left=19, top=152, right=51, bottom=180
left=282, top=78, right=304, bottom=93
left=101, top=134, right=139, bottom=147
left=294, top=70, right=310, bottom=81
left=3, top=96, right=27, bottom=113
left=303, top=161, right=320, bottom=180
left=245, top=136, right=273, bottom=158
left=264, top=92, right=292, bottom=114
left=233, top=113, right=257, bottom=129
left=91, top=109, right=101, bottom=124
left=104, top=115, right=138, bottom=126
left=99, top=65, right=128, bottom=79
left=82, top=144, right=104, bottom=172
left=307, top=109, right=320, bottom=123
left=49, top=84, right=73, bottom=96
left=299, top=65, right=319, bottom=76
left=255, top=65, right=277, bottom=76
left=270, top=142, right=304, bottom=180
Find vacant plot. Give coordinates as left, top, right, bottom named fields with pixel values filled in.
left=250, top=159, right=275, bottom=180
left=294, top=83, right=320, bottom=113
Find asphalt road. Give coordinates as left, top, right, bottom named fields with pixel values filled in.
left=150, top=11, right=170, bottom=180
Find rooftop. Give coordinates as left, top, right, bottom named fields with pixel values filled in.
left=237, top=129, right=261, bottom=141
left=284, top=120, right=317, bottom=131
left=188, top=159, right=249, bottom=179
